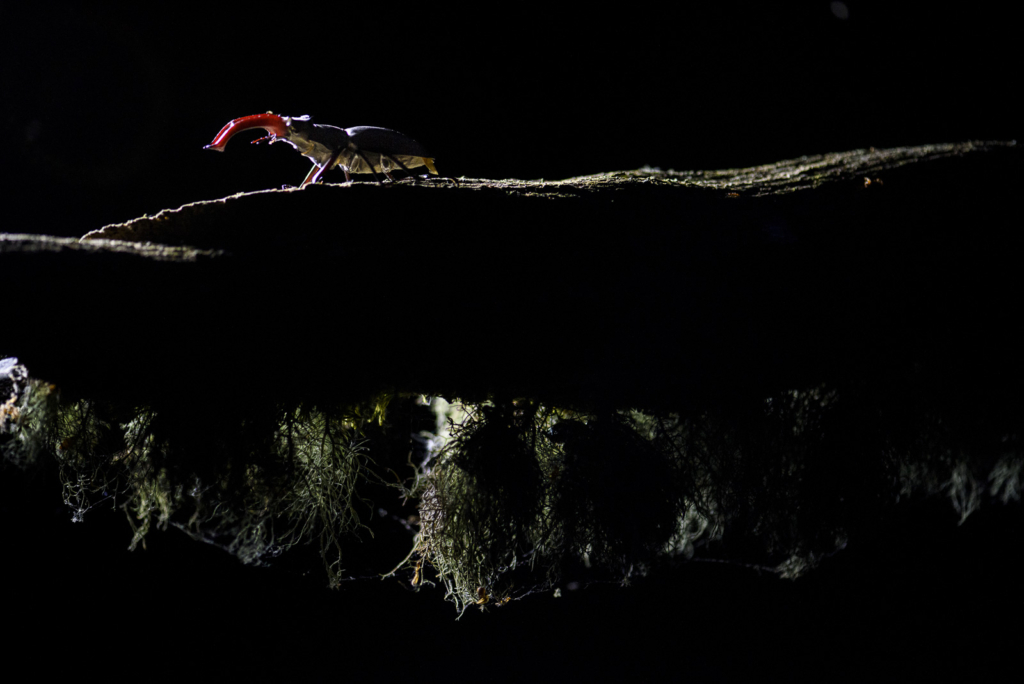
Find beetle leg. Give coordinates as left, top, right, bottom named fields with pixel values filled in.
left=354, top=150, right=382, bottom=183
left=301, top=163, right=320, bottom=186
left=305, top=146, right=347, bottom=186
left=308, top=162, right=336, bottom=185
left=383, top=154, right=416, bottom=182
left=378, top=156, right=397, bottom=182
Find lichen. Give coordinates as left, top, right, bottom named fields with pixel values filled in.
left=4, top=356, right=1021, bottom=608
left=2, top=362, right=382, bottom=588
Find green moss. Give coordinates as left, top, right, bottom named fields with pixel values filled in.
left=4, top=360, right=1021, bottom=609
left=2, top=372, right=380, bottom=588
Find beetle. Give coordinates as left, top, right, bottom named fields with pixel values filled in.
left=204, top=112, right=439, bottom=186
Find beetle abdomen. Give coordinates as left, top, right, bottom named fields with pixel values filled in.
left=344, top=151, right=436, bottom=175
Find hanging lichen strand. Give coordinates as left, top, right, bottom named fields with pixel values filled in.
left=400, top=395, right=872, bottom=612
left=0, top=364, right=382, bottom=589
left=3, top=357, right=1021, bottom=613
left=407, top=402, right=712, bottom=614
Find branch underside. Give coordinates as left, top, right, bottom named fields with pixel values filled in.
left=2, top=141, right=1020, bottom=602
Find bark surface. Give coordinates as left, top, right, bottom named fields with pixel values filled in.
left=2, top=141, right=1018, bottom=411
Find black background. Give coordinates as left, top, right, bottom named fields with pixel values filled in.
left=1, top=4, right=1017, bottom=235
left=2, top=3, right=1020, bottom=680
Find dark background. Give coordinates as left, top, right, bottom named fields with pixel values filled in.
left=2, top=3, right=1020, bottom=680
left=1, top=4, right=1017, bottom=235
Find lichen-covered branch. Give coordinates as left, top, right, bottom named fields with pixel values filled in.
left=3, top=141, right=1020, bottom=607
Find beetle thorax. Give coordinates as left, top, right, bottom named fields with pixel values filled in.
left=281, top=118, right=352, bottom=167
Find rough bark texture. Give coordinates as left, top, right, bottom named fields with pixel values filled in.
left=3, top=141, right=1019, bottom=413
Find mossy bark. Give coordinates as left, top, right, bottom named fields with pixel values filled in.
left=3, top=141, right=1020, bottom=589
